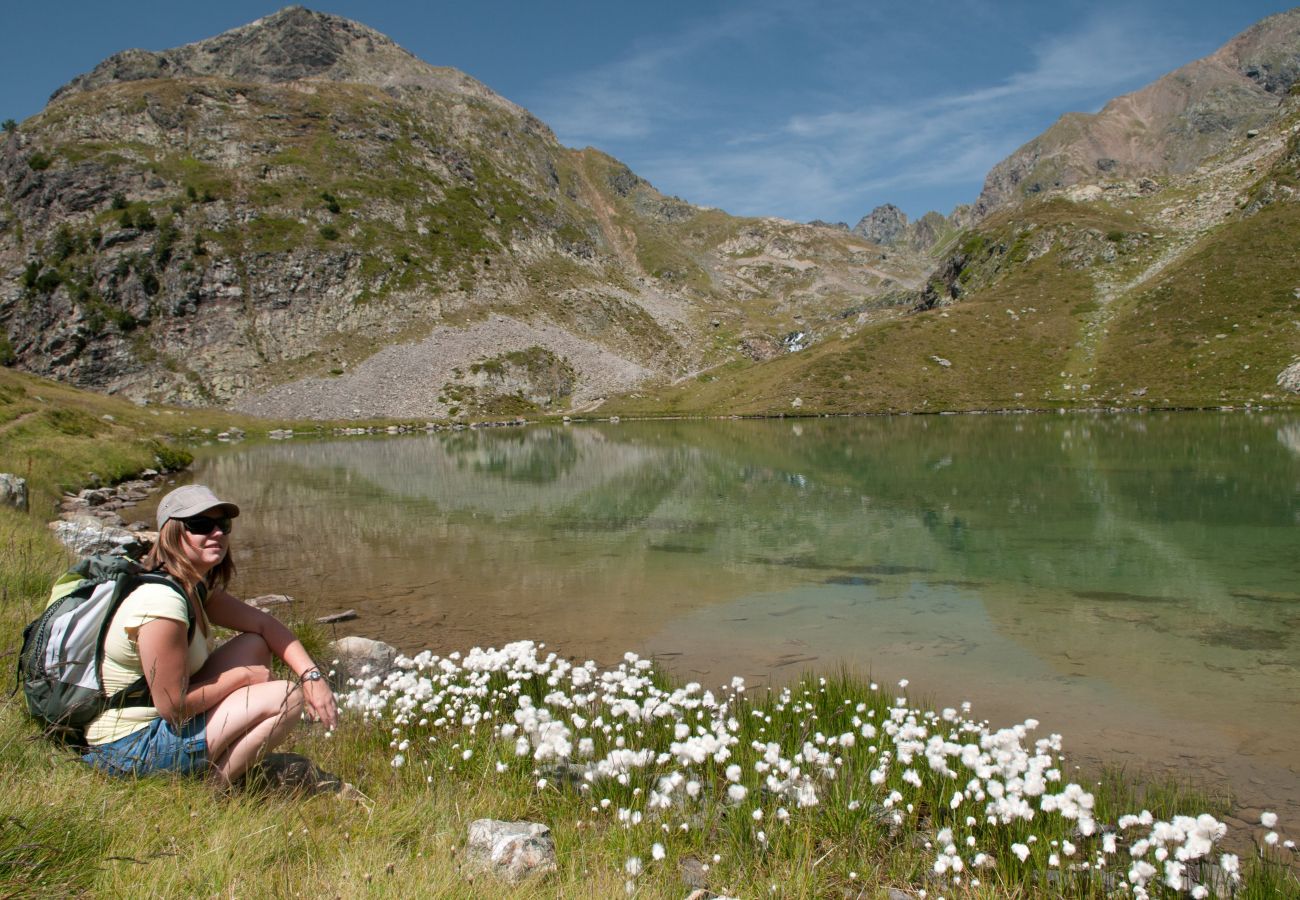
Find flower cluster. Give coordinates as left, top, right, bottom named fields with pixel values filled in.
left=343, top=640, right=1287, bottom=896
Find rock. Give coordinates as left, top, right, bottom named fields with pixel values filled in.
left=678, top=856, right=708, bottom=889
left=464, top=819, right=557, bottom=884
left=246, top=594, right=293, bottom=611
left=931, top=356, right=952, bottom=368
left=1276, top=361, right=1300, bottom=393
left=0, top=474, right=28, bottom=511
left=328, top=635, right=399, bottom=683
left=685, top=892, right=741, bottom=900
left=853, top=203, right=909, bottom=246
left=316, top=609, right=358, bottom=624
left=242, top=752, right=343, bottom=796
left=888, top=890, right=916, bottom=900
left=50, top=516, right=147, bottom=558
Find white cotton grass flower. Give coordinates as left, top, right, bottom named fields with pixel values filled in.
left=340, top=638, right=1254, bottom=897
left=652, top=842, right=665, bottom=861
left=1260, top=811, right=1278, bottom=828
left=625, top=856, right=642, bottom=876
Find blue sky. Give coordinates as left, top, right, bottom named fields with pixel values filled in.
left=1, top=1, right=1291, bottom=224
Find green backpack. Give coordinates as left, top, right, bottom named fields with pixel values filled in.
left=17, top=554, right=194, bottom=744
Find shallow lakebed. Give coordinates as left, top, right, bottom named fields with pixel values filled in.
left=162, top=411, right=1299, bottom=822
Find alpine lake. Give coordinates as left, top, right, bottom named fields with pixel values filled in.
left=152, top=411, right=1300, bottom=823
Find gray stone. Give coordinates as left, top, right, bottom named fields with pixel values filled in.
left=1277, top=361, right=1300, bottom=393
left=247, top=593, right=294, bottom=610
left=465, top=819, right=557, bottom=884
left=329, top=635, right=399, bottom=683
left=49, top=515, right=147, bottom=558
left=0, top=474, right=28, bottom=511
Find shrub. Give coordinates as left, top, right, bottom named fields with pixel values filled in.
left=147, top=439, right=193, bottom=472
left=321, top=191, right=341, bottom=214
left=318, top=224, right=339, bottom=241
left=110, top=193, right=128, bottom=210
left=2, top=118, right=16, bottom=135
left=0, top=333, right=16, bottom=367
left=33, top=269, right=62, bottom=294
left=133, top=207, right=157, bottom=232
left=27, top=152, right=52, bottom=171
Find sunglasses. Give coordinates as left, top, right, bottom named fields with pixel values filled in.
left=179, top=515, right=233, bottom=535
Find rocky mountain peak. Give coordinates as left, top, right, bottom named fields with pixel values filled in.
left=972, top=7, right=1300, bottom=219
left=852, top=204, right=909, bottom=245
left=48, top=6, right=515, bottom=113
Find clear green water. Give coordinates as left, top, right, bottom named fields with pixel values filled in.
left=177, top=411, right=1300, bottom=815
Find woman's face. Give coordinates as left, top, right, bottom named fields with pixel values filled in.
left=177, top=506, right=231, bottom=573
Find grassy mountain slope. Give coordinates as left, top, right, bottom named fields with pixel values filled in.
left=606, top=115, right=1300, bottom=416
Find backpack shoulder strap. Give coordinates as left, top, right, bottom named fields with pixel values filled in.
left=100, top=570, right=197, bottom=712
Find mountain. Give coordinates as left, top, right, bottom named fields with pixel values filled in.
left=605, top=10, right=1300, bottom=416
left=0, top=7, right=927, bottom=418
left=851, top=204, right=960, bottom=253
left=974, top=8, right=1300, bottom=218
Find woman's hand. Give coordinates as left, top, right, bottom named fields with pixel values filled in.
left=301, top=676, right=338, bottom=730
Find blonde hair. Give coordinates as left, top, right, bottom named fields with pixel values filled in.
left=143, top=518, right=237, bottom=635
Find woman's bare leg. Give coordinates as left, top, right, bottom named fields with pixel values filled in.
left=203, top=680, right=304, bottom=784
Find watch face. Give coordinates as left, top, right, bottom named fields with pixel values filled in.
left=304, top=670, right=322, bottom=681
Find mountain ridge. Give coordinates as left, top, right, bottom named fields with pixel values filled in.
left=0, top=7, right=927, bottom=416
left=973, top=7, right=1300, bottom=219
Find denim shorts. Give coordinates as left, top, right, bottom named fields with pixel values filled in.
left=82, top=713, right=209, bottom=777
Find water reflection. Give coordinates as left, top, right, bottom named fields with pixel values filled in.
left=173, top=412, right=1300, bottom=817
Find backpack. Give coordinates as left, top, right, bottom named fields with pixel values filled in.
left=17, top=554, right=195, bottom=744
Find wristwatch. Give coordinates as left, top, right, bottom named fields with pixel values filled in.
left=301, top=669, right=324, bottom=682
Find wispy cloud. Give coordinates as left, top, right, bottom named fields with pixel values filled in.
left=525, top=4, right=1209, bottom=222
left=531, top=2, right=787, bottom=146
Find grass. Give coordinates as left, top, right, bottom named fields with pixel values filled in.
left=1092, top=202, right=1300, bottom=407
left=2, top=370, right=1297, bottom=898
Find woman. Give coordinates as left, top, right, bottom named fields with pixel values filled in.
left=83, top=484, right=338, bottom=784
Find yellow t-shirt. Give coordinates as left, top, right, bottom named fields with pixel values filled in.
left=84, top=582, right=213, bottom=746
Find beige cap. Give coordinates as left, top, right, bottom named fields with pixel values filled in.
left=156, top=484, right=241, bottom=529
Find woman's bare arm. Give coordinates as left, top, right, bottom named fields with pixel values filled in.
left=205, top=589, right=338, bottom=728
left=136, top=617, right=259, bottom=724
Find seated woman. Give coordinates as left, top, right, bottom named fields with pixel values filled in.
left=83, top=484, right=337, bottom=784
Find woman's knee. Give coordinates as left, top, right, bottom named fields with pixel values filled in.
left=231, top=632, right=273, bottom=665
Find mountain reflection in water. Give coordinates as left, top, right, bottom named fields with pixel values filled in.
left=167, top=412, right=1299, bottom=820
